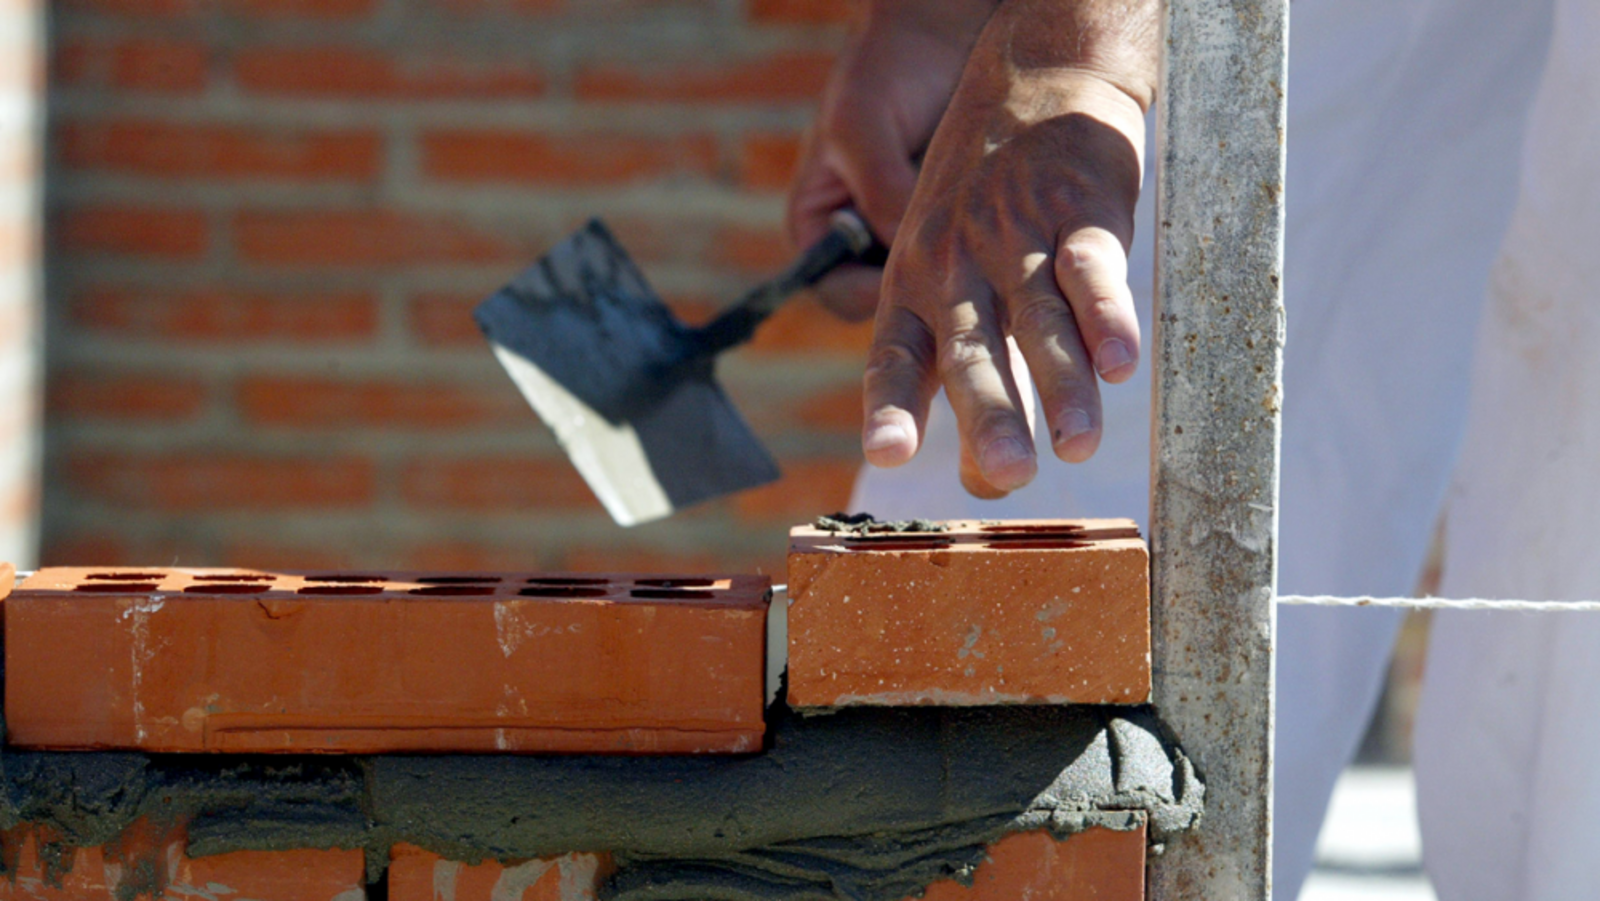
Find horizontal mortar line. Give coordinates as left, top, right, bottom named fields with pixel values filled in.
left=45, top=427, right=565, bottom=456
left=385, top=186, right=785, bottom=222
left=45, top=260, right=534, bottom=284
left=48, top=343, right=508, bottom=373
left=46, top=94, right=820, bottom=133
left=1279, top=595, right=1600, bottom=612
left=49, top=178, right=388, bottom=207
left=46, top=265, right=791, bottom=305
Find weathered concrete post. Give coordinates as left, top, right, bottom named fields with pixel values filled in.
left=1147, top=0, right=1288, bottom=896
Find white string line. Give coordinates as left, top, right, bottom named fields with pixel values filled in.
left=1277, top=595, right=1600, bottom=613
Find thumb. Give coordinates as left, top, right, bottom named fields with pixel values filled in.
left=827, top=118, right=918, bottom=246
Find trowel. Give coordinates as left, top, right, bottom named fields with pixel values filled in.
left=476, top=210, right=880, bottom=527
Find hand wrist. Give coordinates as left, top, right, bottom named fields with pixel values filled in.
left=974, top=0, right=1159, bottom=112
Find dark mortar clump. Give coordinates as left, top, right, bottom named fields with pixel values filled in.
left=0, top=706, right=1201, bottom=901
left=813, top=512, right=949, bottom=535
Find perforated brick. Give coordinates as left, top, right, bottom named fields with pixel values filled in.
left=5, top=569, right=768, bottom=753
left=786, top=519, right=1150, bottom=707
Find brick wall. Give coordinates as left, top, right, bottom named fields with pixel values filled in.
left=0, top=0, right=42, bottom=567
left=42, top=0, right=868, bottom=575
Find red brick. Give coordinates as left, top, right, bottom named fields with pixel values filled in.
left=57, top=0, right=191, bottom=16
left=732, top=457, right=857, bottom=523
left=236, top=46, right=546, bottom=99
left=746, top=0, right=857, bottom=25
left=389, top=844, right=612, bottom=901
left=409, top=292, right=486, bottom=347
left=400, top=457, right=598, bottom=512
left=69, top=286, right=379, bottom=343
left=574, top=52, right=834, bottom=104
left=738, top=132, right=801, bottom=190
left=239, top=0, right=382, bottom=18
left=428, top=0, right=562, bottom=12
left=63, top=451, right=376, bottom=510
left=421, top=129, right=718, bottom=186
left=792, top=381, right=861, bottom=433
left=53, top=38, right=210, bottom=93
left=5, top=568, right=770, bottom=753
left=234, top=210, right=513, bottom=267
left=914, top=825, right=1145, bottom=901
left=59, top=120, right=382, bottom=181
left=0, top=821, right=366, bottom=901
left=745, top=294, right=874, bottom=357
left=57, top=206, right=208, bottom=259
left=48, top=370, right=207, bottom=422
left=238, top=375, right=524, bottom=429
left=787, top=519, right=1151, bottom=707
left=116, top=39, right=208, bottom=91
left=709, top=224, right=792, bottom=272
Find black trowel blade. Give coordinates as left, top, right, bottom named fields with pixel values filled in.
left=476, top=220, right=781, bottom=527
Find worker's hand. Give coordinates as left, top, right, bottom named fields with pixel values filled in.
left=862, top=0, right=1157, bottom=497
left=786, top=0, right=995, bottom=322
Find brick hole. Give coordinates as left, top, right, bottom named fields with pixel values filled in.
left=73, top=583, right=159, bottom=592
left=183, top=584, right=271, bottom=594
left=304, top=575, right=385, bottom=583
left=982, top=539, right=1093, bottom=550
left=525, top=577, right=609, bottom=586
left=85, top=572, right=166, bottom=580
left=518, top=586, right=609, bottom=598
left=983, top=531, right=1090, bottom=542
left=408, top=586, right=497, bottom=596
left=843, top=539, right=954, bottom=552
left=297, top=585, right=384, bottom=595
left=416, top=576, right=500, bottom=584
left=630, top=588, right=716, bottom=599
left=635, top=578, right=715, bottom=588
left=194, top=574, right=273, bottom=582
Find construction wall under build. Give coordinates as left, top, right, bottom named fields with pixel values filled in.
left=40, top=0, right=865, bottom=577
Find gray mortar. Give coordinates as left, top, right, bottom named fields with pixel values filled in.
left=811, top=513, right=949, bottom=535
left=0, top=706, right=1201, bottom=901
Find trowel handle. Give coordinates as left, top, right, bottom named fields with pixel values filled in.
left=692, top=209, right=884, bottom=357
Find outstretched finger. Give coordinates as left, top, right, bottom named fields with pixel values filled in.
left=1008, top=250, right=1103, bottom=462
left=932, top=282, right=1038, bottom=493
left=862, top=302, right=938, bottom=468
left=1053, top=225, right=1141, bottom=384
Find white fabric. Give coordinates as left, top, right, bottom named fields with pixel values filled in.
left=850, top=0, right=1555, bottom=897
left=1415, top=0, right=1600, bottom=897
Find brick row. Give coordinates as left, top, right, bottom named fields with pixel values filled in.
left=5, top=568, right=770, bottom=753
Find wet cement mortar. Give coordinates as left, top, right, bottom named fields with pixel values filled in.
left=0, top=704, right=1202, bottom=900
left=812, top=513, right=949, bottom=535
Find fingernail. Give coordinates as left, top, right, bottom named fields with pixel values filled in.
left=980, top=436, right=1034, bottom=480
left=1057, top=409, right=1093, bottom=443
left=864, top=422, right=910, bottom=455
left=1096, top=338, right=1133, bottom=376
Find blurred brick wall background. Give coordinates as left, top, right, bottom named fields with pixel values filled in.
left=42, top=0, right=868, bottom=577
left=1, top=0, right=42, bottom=567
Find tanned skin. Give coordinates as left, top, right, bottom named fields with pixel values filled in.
left=788, top=0, right=1159, bottom=498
